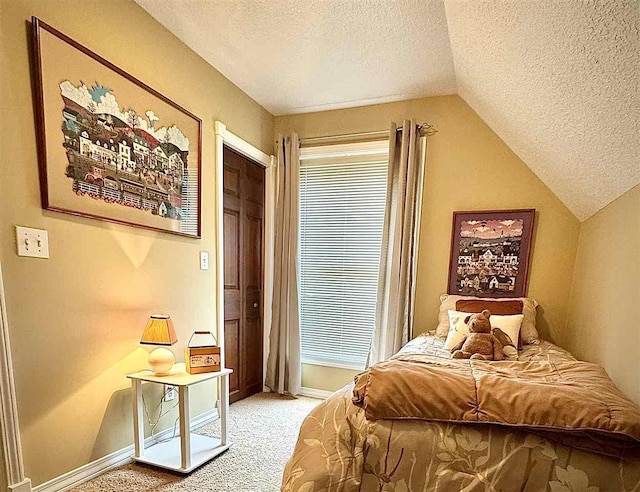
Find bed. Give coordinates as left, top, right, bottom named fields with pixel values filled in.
left=282, top=334, right=640, bottom=491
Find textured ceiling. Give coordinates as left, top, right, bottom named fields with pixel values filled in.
left=135, top=0, right=638, bottom=220
left=445, top=0, right=639, bottom=220
left=134, top=0, right=457, bottom=115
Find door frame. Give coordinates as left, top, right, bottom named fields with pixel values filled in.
left=214, top=121, right=275, bottom=389
left=0, top=262, right=32, bottom=492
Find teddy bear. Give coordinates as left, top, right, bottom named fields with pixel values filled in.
left=451, top=309, right=504, bottom=360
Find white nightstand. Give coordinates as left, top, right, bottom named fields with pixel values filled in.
left=127, top=363, right=233, bottom=473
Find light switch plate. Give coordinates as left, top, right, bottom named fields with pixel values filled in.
left=200, top=251, right=209, bottom=270
left=15, top=226, right=49, bottom=259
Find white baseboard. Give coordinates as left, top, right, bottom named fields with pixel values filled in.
left=300, top=387, right=333, bottom=400
left=33, top=408, right=220, bottom=492
left=8, top=479, right=32, bottom=492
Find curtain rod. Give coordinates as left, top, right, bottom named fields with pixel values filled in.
left=300, top=122, right=436, bottom=145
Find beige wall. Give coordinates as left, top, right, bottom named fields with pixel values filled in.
left=0, top=0, right=273, bottom=485
left=301, top=364, right=360, bottom=393
left=276, top=95, right=581, bottom=391
left=566, top=185, right=640, bottom=405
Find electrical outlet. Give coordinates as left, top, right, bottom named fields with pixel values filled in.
left=164, top=385, right=176, bottom=402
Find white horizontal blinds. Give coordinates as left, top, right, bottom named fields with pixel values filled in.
left=180, top=167, right=199, bottom=236
left=299, top=140, right=389, bottom=369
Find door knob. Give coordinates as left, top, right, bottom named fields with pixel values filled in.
left=253, top=303, right=258, bottom=308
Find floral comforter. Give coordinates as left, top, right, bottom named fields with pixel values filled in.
left=282, top=334, right=640, bottom=491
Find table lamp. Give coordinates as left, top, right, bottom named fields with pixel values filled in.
left=140, top=314, right=178, bottom=376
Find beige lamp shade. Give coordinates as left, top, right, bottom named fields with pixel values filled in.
left=140, top=314, right=178, bottom=346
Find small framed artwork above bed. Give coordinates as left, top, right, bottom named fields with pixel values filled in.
left=448, top=209, right=535, bottom=298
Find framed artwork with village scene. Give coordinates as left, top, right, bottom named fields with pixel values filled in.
left=31, top=18, right=201, bottom=238
left=447, top=209, right=535, bottom=298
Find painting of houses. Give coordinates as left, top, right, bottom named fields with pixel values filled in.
left=60, top=80, right=190, bottom=222
left=31, top=20, right=201, bottom=238
left=448, top=210, right=535, bottom=298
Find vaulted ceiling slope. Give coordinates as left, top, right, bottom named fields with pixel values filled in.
left=134, top=0, right=638, bottom=220
left=445, top=1, right=639, bottom=221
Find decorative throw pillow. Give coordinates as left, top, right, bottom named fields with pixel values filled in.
left=488, top=314, right=524, bottom=350
left=436, top=294, right=539, bottom=345
left=444, top=310, right=469, bottom=350
left=456, top=299, right=523, bottom=316
left=444, top=310, right=523, bottom=359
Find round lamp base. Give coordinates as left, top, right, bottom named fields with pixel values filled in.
left=148, top=347, right=175, bottom=376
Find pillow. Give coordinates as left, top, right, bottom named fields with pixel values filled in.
left=444, top=310, right=523, bottom=359
left=456, top=299, right=523, bottom=315
left=489, top=314, right=524, bottom=349
left=436, top=294, right=539, bottom=345
left=443, top=310, right=468, bottom=350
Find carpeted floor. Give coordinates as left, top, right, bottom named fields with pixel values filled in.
left=74, top=393, right=321, bottom=492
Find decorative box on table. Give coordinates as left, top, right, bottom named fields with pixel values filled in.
left=185, top=331, right=221, bottom=374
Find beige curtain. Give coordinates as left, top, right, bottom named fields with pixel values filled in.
left=368, top=120, right=425, bottom=365
left=265, top=134, right=302, bottom=396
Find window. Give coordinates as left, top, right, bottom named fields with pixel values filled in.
left=299, top=140, right=389, bottom=369
left=180, top=167, right=199, bottom=235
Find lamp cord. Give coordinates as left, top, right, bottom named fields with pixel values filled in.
left=142, top=387, right=179, bottom=440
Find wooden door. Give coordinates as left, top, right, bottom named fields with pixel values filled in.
left=223, top=146, right=264, bottom=403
